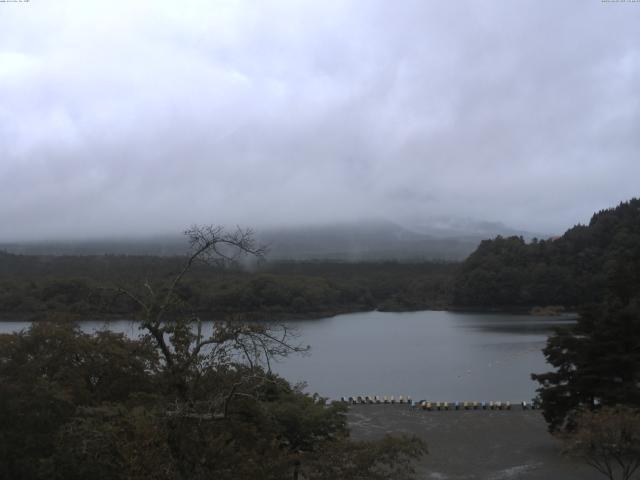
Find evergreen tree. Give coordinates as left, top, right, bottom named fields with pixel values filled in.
left=532, top=298, right=640, bottom=432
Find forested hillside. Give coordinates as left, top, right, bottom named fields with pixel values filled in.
left=452, top=198, right=640, bottom=308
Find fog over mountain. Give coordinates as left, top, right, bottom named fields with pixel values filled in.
left=1, top=0, right=639, bottom=242
left=0, top=218, right=546, bottom=261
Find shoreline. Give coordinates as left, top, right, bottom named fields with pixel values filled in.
left=347, top=405, right=599, bottom=479
left=0, top=306, right=579, bottom=322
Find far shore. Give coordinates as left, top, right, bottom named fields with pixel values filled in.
left=0, top=305, right=579, bottom=323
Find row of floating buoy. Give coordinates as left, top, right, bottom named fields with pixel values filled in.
left=414, top=400, right=539, bottom=410
left=417, top=400, right=513, bottom=410
left=339, top=397, right=539, bottom=410
left=341, top=395, right=412, bottom=404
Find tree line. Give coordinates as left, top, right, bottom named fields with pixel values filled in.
left=0, top=253, right=455, bottom=320
left=453, top=198, right=640, bottom=309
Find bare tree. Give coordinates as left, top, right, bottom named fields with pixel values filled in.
left=115, top=225, right=306, bottom=403
left=562, top=406, right=640, bottom=480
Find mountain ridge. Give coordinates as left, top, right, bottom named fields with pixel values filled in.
left=0, top=218, right=543, bottom=261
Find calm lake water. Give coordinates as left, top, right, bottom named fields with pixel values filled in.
left=0, top=310, right=575, bottom=402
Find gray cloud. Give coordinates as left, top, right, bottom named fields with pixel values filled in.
left=1, top=0, right=639, bottom=241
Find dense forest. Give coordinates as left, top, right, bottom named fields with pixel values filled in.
left=0, top=253, right=454, bottom=320
left=453, top=198, right=640, bottom=308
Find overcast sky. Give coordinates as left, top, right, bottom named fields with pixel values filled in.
left=1, top=0, right=639, bottom=241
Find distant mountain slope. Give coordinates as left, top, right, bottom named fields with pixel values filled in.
left=0, top=236, right=189, bottom=257
left=402, top=216, right=544, bottom=240
left=0, top=218, right=539, bottom=261
left=0, top=220, right=468, bottom=261
left=452, top=198, right=640, bottom=307
left=257, top=220, right=480, bottom=261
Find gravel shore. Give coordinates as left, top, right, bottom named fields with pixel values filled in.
left=347, top=405, right=601, bottom=480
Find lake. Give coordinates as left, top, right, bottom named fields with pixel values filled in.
left=0, top=310, right=575, bottom=402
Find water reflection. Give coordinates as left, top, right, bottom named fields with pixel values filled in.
left=452, top=313, right=577, bottom=334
